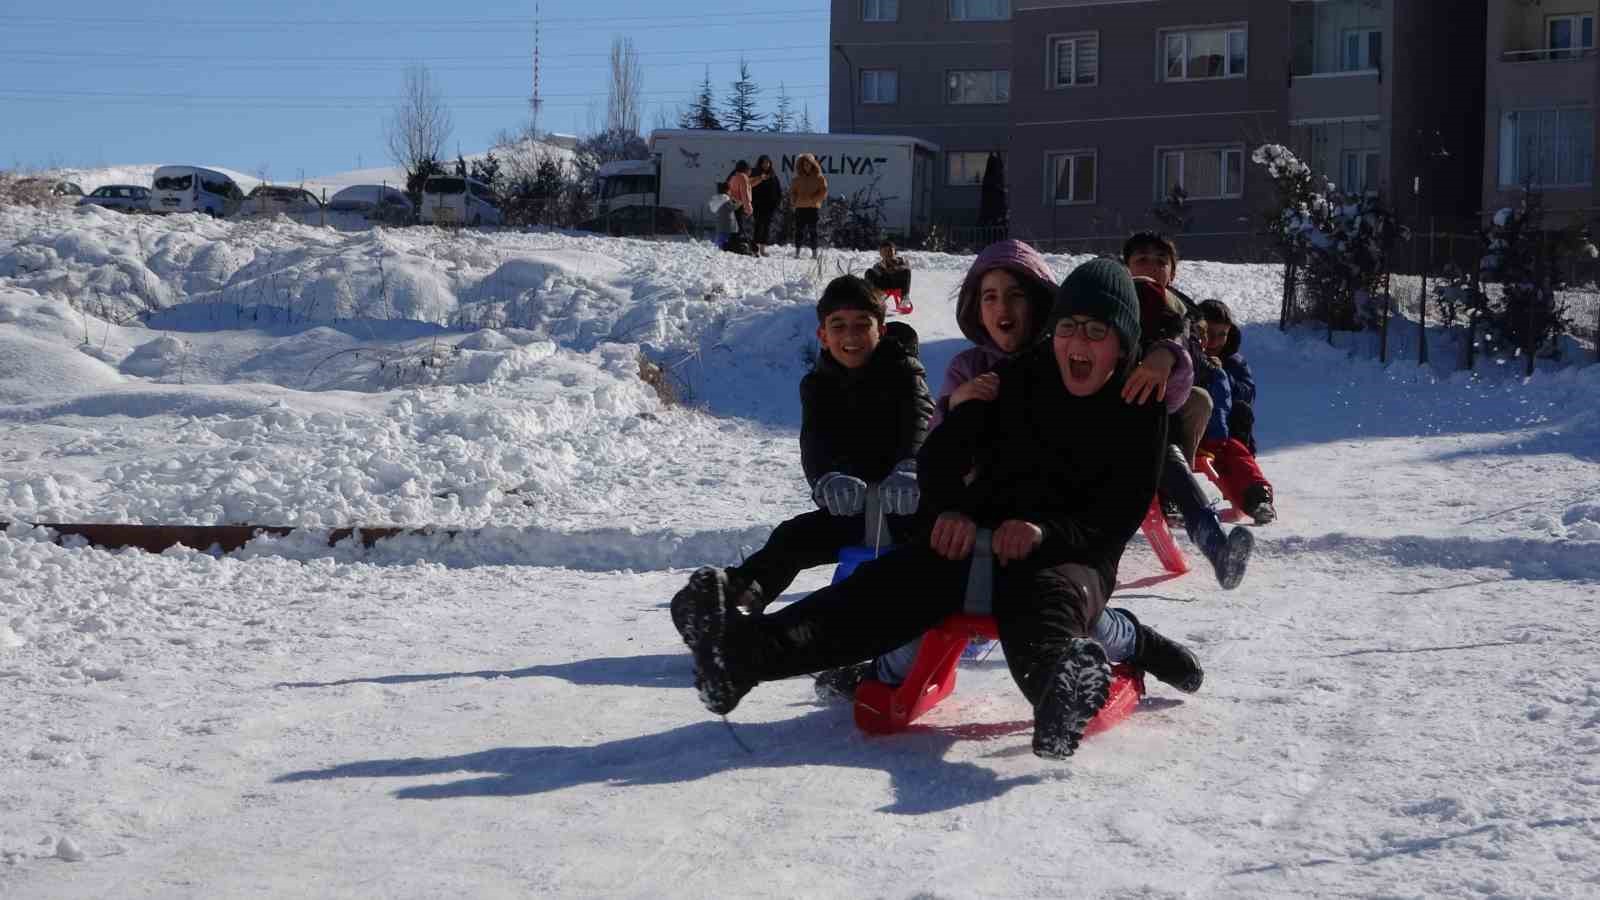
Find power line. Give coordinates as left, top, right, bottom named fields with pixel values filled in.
left=0, top=11, right=827, bottom=33
left=0, top=55, right=826, bottom=74
left=0, top=45, right=825, bottom=62
left=0, top=7, right=825, bottom=25
left=0, top=85, right=824, bottom=101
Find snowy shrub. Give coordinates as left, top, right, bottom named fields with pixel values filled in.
left=1476, top=189, right=1592, bottom=362
left=0, top=172, right=64, bottom=209
left=821, top=181, right=887, bottom=251
left=1252, top=144, right=1403, bottom=331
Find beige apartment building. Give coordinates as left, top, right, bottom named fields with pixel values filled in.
left=830, top=0, right=1491, bottom=259
left=1484, top=0, right=1597, bottom=217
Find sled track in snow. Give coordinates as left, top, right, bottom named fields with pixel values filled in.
left=1, top=520, right=774, bottom=573
left=1260, top=532, right=1600, bottom=580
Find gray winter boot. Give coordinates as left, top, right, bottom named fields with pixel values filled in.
left=1031, top=639, right=1112, bottom=760
left=1189, top=512, right=1254, bottom=591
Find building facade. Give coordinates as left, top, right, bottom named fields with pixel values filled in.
left=829, top=0, right=1487, bottom=260
left=1483, top=0, right=1597, bottom=217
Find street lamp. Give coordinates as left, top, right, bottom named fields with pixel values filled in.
left=832, top=43, right=856, bottom=133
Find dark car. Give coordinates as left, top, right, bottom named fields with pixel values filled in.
left=78, top=184, right=151, bottom=213
left=580, top=205, right=690, bottom=237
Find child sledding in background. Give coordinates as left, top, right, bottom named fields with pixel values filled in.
left=864, top=240, right=913, bottom=314
left=1193, top=299, right=1275, bottom=524
left=812, top=241, right=1204, bottom=702
left=672, top=275, right=933, bottom=636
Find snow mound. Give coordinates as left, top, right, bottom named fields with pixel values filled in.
left=0, top=327, right=125, bottom=404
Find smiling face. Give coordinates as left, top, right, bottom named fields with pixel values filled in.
left=817, top=309, right=885, bottom=369
left=1051, top=316, right=1120, bottom=396
left=978, top=269, right=1034, bottom=354
left=1126, top=249, right=1175, bottom=290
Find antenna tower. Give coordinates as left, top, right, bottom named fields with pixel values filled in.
left=530, top=2, right=543, bottom=136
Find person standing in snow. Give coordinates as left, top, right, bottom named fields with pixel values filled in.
left=670, top=275, right=932, bottom=633
left=812, top=241, right=1204, bottom=702
left=1193, top=299, right=1275, bottom=524
left=674, top=259, right=1172, bottom=759
left=789, top=153, right=827, bottom=259
left=708, top=182, right=739, bottom=252
left=749, top=155, right=782, bottom=258
left=726, top=161, right=754, bottom=240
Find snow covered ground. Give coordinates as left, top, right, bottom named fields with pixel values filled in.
left=2, top=209, right=1598, bottom=898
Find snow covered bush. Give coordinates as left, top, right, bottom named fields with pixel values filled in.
left=821, top=181, right=887, bottom=251
left=1253, top=144, right=1404, bottom=331
left=1476, top=188, right=1594, bottom=364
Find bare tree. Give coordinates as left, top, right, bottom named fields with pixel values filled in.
left=384, top=64, right=454, bottom=176
left=606, top=36, right=644, bottom=136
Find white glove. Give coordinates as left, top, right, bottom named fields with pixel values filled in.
left=813, top=472, right=868, bottom=517
left=879, top=460, right=920, bottom=516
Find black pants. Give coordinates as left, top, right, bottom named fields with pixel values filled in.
left=726, top=542, right=1109, bottom=708
left=734, top=208, right=749, bottom=237
left=1228, top=401, right=1257, bottom=455
left=1160, top=444, right=1219, bottom=542
left=794, top=207, right=819, bottom=251
left=727, top=508, right=916, bottom=601
left=752, top=208, right=774, bottom=246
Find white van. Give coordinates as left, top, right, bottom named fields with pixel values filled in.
left=149, top=166, right=245, bottom=217
left=419, top=175, right=502, bottom=226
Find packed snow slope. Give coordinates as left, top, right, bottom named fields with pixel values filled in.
left=2, top=208, right=1598, bottom=898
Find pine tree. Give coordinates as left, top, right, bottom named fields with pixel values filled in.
left=470, top=150, right=502, bottom=193
left=769, top=83, right=794, bottom=133
left=798, top=102, right=813, bottom=133
left=679, top=69, right=723, bottom=130
left=723, top=58, right=764, bottom=131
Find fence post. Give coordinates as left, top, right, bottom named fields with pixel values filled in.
left=1418, top=217, right=1431, bottom=365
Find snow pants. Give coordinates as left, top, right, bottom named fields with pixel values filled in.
left=723, top=542, right=1110, bottom=708
left=727, top=508, right=917, bottom=601
left=1201, top=437, right=1270, bottom=502
left=793, top=207, right=820, bottom=252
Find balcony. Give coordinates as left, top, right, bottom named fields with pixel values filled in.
left=1500, top=46, right=1598, bottom=64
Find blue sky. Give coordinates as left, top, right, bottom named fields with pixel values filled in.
left=1, top=1, right=831, bottom=178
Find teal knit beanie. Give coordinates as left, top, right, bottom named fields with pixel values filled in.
left=1046, top=258, right=1142, bottom=372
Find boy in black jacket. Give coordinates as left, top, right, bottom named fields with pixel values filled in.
left=677, top=275, right=933, bottom=625
left=674, top=259, right=1175, bottom=759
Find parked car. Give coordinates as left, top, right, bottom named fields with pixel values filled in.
left=240, top=185, right=322, bottom=218
left=327, top=184, right=414, bottom=224
left=149, top=165, right=245, bottom=217
left=579, top=205, right=691, bottom=237
left=78, top=184, right=151, bottom=212
left=419, top=175, right=502, bottom=226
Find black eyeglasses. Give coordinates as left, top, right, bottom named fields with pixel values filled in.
left=1053, top=318, right=1111, bottom=341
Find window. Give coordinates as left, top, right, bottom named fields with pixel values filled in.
left=860, top=69, right=898, bottom=104
left=862, top=0, right=897, bottom=23
left=1340, top=150, right=1382, bottom=194
left=1049, top=33, right=1099, bottom=87
left=1341, top=29, right=1381, bottom=71
left=1047, top=151, right=1096, bottom=204
left=1163, top=27, right=1247, bottom=81
left=1548, top=14, right=1596, bottom=60
left=947, top=69, right=1010, bottom=104
left=950, top=0, right=1009, bottom=21
left=947, top=151, right=1003, bottom=186
left=1159, top=147, right=1244, bottom=199
left=1499, top=108, right=1595, bottom=188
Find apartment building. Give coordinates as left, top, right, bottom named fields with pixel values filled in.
left=827, top=0, right=1015, bottom=224
left=1483, top=0, right=1597, bottom=216
left=830, top=0, right=1486, bottom=260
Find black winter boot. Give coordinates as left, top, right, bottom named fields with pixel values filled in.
left=672, top=571, right=763, bottom=640
left=1189, top=512, right=1254, bottom=590
left=813, top=661, right=874, bottom=704
left=1116, top=608, right=1203, bottom=694
left=1031, top=639, right=1112, bottom=760
left=671, top=567, right=753, bottom=715
left=1243, top=483, right=1276, bottom=525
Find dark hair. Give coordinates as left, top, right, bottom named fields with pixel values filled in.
left=756, top=155, right=773, bottom=171
left=715, top=181, right=728, bottom=193
left=879, top=239, right=895, bottom=250
left=1121, top=231, right=1179, bottom=268
left=1198, top=299, right=1230, bottom=323
left=816, top=275, right=886, bottom=324
left=733, top=160, right=751, bottom=174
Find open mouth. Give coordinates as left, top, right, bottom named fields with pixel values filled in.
left=1065, top=353, right=1094, bottom=381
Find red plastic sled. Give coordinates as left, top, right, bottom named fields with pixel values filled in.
left=1194, top=454, right=1246, bottom=524
left=854, top=613, right=1146, bottom=735
left=884, top=288, right=913, bottom=315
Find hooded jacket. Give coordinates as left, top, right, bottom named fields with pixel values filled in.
left=932, top=240, right=1057, bottom=428
left=1131, top=277, right=1194, bottom=415
left=799, top=322, right=934, bottom=490
left=789, top=154, right=828, bottom=209
left=1198, top=298, right=1254, bottom=406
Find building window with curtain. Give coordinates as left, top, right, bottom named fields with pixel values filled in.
left=1499, top=108, right=1595, bottom=187
left=1046, top=151, right=1096, bottom=204
left=1049, top=33, right=1099, bottom=87
left=1158, top=146, right=1244, bottom=199
left=1161, top=27, right=1247, bottom=81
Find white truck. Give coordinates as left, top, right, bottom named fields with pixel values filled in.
left=595, top=130, right=939, bottom=239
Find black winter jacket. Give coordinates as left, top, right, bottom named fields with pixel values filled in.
left=799, top=325, right=934, bottom=490
left=752, top=172, right=783, bottom=215
left=917, top=345, right=1167, bottom=592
